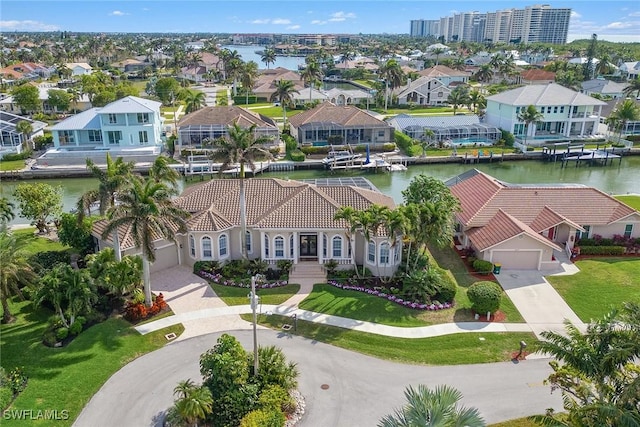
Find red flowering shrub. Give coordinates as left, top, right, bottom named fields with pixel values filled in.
left=124, top=293, right=169, bottom=322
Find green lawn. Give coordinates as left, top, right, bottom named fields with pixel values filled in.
left=1, top=299, right=184, bottom=427
left=245, top=106, right=303, bottom=119
left=490, top=418, right=540, bottom=427
left=615, top=195, right=640, bottom=211
left=0, top=159, right=26, bottom=171
left=547, top=258, right=640, bottom=322
left=12, top=227, right=71, bottom=254
left=210, top=283, right=300, bottom=306
left=245, top=313, right=537, bottom=365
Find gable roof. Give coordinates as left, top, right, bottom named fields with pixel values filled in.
left=288, top=102, right=389, bottom=128
left=449, top=169, right=637, bottom=228
left=99, top=96, right=161, bottom=114
left=487, top=83, right=606, bottom=107
left=520, top=69, right=556, bottom=81
left=581, top=79, right=629, bottom=95
left=418, top=65, right=468, bottom=78
left=50, top=107, right=101, bottom=130
left=178, top=106, right=277, bottom=129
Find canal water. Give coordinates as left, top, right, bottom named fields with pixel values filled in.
left=220, top=45, right=306, bottom=70
left=2, top=157, right=639, bottom=225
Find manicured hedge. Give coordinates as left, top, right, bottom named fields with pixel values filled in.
left=578, top=246, right=625, bottom=255
left=472, top=259, right=494, bottom=274
left=289, top=149, right=306, bottom=161
left=467, top=281, right=502, bottom=314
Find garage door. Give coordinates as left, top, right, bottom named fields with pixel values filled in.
left=490, top=250, right=540, bottom=270
left=151, top=245, right=179, bottom=273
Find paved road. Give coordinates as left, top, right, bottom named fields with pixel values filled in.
left=74, top=330, right=562, bottom=427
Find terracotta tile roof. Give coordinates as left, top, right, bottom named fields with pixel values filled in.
left=450, top=169, right=637, bottom=228
left=178, top=106, right=277, bottom=129
left=288, top=102, right=390, bottom=128
left=520, top=69, right=556, bottom=81
left=92, top=218, right=181, bottom=251
left=529, top=206, right=583, bottom=233
left=467, top=209, right=562, bottom=252
left=174, top=178, right=395, bottom=230
left=418, top=65, right=468, bottom=78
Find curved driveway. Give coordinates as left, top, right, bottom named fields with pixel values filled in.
left=74, top=330, right=562, bottom=427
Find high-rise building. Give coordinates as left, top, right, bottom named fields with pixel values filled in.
left=412, top=4, right=570, bottom=45
left=410, top=19, right=440, bottom=37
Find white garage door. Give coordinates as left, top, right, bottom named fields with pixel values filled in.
left=151, top=245, right=179, bottom=273
left=490, top=250, right=540, bottom=270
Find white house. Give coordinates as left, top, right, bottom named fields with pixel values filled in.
left=619, top=61, right=640, bottom=80
left=92, top=178, right=403, bottom=276
left=485, top=83, right=607, bottom=141
left=0, top=111, right=47, bottom=158
left=395, top=76, right=452, bottom=106
left=64, top=62, right=93, bottom=76
left=581, top=79, right=629, bottom=99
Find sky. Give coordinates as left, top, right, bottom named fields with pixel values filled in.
left=1, top=1, right=639, bottom=42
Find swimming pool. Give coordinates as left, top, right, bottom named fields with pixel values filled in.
left=449, top=137, right=495, bottom=146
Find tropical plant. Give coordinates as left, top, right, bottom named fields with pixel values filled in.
left=300, top=58, right=323, bottom=102
left=0, top=230, right=36, bottom=323
left=180, top=89, right=206, bottom=114
left=12, top=182, right=63, bottom=234
left=474, top=64, right=493, bottom=87
left=240, top=61, right=259, bottom=105
left=269, top=79, right=299, bottom=126
left=534, top=302, right=640, bottom=427
left=260, top=48, right=276, bottom=69
left=430, top=47, right=445, bottom=65
left=609, top=99, right=640, bottom=143
left=101, top=176, right=189, bottom=307
left=172, top=379, right=214, bottom=427
left=622, top=77, right=640, bottom=99
left=15, top=120, right=33, bottom=150
left=148, top=156, right=180, bottom=189
left=207, top=123, right=273, bottom=260
left=56, top=212, right=94, bottom=255
left=378, top=384, right=486, bottom=427
left=379, top=59, right=404, bottom=110
left=86, top=248, right=142, bottom=296
left=447, top=85, right=470, bottom=115
left=517, top=104, right=545, bottom=146
left=420, top=129, right=435, bottom=157
left=249, top=345, right=298, bottom=391
left=0, top=197, right=15, bottom=225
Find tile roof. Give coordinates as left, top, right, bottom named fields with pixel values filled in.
left=174, top=177, right=395, bottom=231
left=450, top=169, right=638, bottom=228
left=178, top=106, right=277, bottom=129
left=529, top=206, right=583, bottom=233
left=467, top=209, right=562, bottom=252
left=418, top=65, right=468, bottom=78
left=487, top=83, right=606, bottom=107
left=288, top=102, right=390, bottom=128
left=520, top=69, right=556, bottom=81
left=92, top=218, right=181, bottom=251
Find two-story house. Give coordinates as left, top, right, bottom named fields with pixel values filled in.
left=485, top=83, right=606, bottom=142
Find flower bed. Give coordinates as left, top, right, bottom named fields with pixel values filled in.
left=198, top=270, right=289, bottom=289
left=327, top=280, right=453, bottom=311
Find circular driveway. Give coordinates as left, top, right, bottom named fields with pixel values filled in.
left=73, top=330, right=562, bottom=426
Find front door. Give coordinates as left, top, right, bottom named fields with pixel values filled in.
left=299, top=234, right=317, bottom=259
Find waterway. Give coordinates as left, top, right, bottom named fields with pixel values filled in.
left=2, top=157, right=639, bottom=226
left=220, top=45, right=306, bottom=70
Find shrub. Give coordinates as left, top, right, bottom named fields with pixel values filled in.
left=28, top=250, right=71, bottom=274
left=289, top=149, right=306, bottom=161
left=193, top=260, right=220, bottom=274
left=250, top=345, right=298, bottom=391
left=434, top=270, right=457, bottom=303
left=69, top=321, right=83, bottom=336
left=1, top=150, right=32, bottom=161
left=257, top=384, right=292, bottom=412
left=401, top=270, right=438, bottom=302
left=324, top=259, right=339, bottom=277
left=578, top=246, right=625, bottom=255
left=239, top=408, right=285, bottom=427
left=33, top=134, right=53, bottom=150
left=467, top=281, right=502, bottom=314
left=472, top=259, right=494, bottom=274
left=56, top=327, right=69, bottom=341
left=276, top=260, right=292, bottom=276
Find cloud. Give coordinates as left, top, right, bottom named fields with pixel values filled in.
left=251, top=19, right=270, bottom=24
left=570, top=11, right=582, bottom=18
left=0, top=20, right=60, bottom=31
left=311, top=19, right=326, bottom=25
left=629, top=11, right=640, bottom=16
left=287, top=25, right=301, bottom=30
left=109, top=10, right=128, bottom=16
left=329, top=11, right=356, bottom=22
left=603, top=21, right=634, bottom=29
left=272, top=18, right=291, bottom=25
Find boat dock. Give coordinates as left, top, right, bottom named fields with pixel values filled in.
left=540, top=143, right=629, bottom=167
left=327, top=155, right=407, bottom=172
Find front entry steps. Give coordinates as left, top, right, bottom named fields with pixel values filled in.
left=289, top=262, right=326, bottom=282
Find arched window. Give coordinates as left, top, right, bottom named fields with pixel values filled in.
left=380, top=243, right=390, bottom=265
left=332, top=236, right=342, bottom=258
left=189, top=235, right=195, bottom=257
left=219, top=234, right=228, bottom=257
left=323, top=234, right=327, bottom=257
left=289, top=235, right=294, bottom=258
left=245, top=231, right=252, bottom=253
left=274, top=236, right=284, bottom=258
left=367, top=241, right=375, bottom=263
left=202, top=236, right=212, bottom=259
left=264, top=234, right=269, bottom=257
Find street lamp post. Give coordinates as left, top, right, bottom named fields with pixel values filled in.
left=249, top=275, right=260, bottom=375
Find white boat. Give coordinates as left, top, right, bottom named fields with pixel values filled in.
left=322, top=150, right=362, bottom=165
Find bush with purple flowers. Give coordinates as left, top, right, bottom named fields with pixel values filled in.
left=198, top=270, right=289, bottom=289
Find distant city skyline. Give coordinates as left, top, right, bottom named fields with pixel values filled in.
left=1, top=1, right=639, bottom=43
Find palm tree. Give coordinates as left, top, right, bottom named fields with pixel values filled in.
left=474, top=64, right=493, bottom=90
left=468, top=90, right=485, bottom=115
left=379, top=59, right=404, bottom=111
left=339, top=50, right=355, bottom=71
left=609, top=99, right=640, bottom=144
left=623, top=77, right=640, bottom=99
left=517, top=104, right=545, bottom=146
left=420, top=129, right=435, bottom=157
left=207, top=123, right=274, bottom=260
left=378, top=384, right=485, bottom=427
left=269, top=79, right=299, bottom=127
left=334, top=206, right=360, bottom=276
left=181, top=89, right=206, bottom=114
left=430, top=47, right=445, bottom=65
left=240, top=61, right=259, bottom=105
left=16, top=120, right=33, bottom=151
left=0, top=230, right=36, bottom=323
left=300, top=58, right=323, bottom=102
left=101, top=176, right=189, bottom=307
left=260, top=48, right=276, bottom=70
left=447, top=85, right=470, bottom=115
left=173, top=379, right=213, bottom=427
left=0, top=197, right=15, bottom=225
left=148, top=156, right=180, bottom=189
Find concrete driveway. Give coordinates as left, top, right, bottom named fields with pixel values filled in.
left=496, top=269, right=585, bottom=338
left=73, top=330, right=562, bottom=427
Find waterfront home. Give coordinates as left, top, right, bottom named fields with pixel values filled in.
left=485, top=83, right=607, bottom=142
left=0, top=83, right=91, bottom=114
left=44, top=96, right=163, bottom=166
left=176, top=105, right=279, bottom=149
left=0, top=111, right=46, bottom=158
left=417, top=65, right=469, bottom=86
left=252, top=67, right=304, bottom=100
left=288, top=102, right=394, bottom=147
left=110, top=58, right=147, bottom=74
left=517, top=69, right=556, bottom=85
left=581, top=79, right=630, bottom=100
left=64, top=62, right=93, bottom=76
left=447, top=169, right=640, bottom=270
left=394, top=75, right=454, bottom=106
left=0, top=62, right=54, bottom=82
left=387, top=114, right=501, bottom=146
left=619, top=61, right=640, bottom=80
left=92, top=177, right=402, bottom=276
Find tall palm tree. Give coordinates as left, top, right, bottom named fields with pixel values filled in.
left=468, top=89, right=485, bottom=115
left=379, top=59, right=404, bottom=111
left=334, top=206, right=360, bottom=275
left=173, top=379, right=213, bottom=427
left=207, top=123, right=274, bottom=260
left=378, top=384, right=485, bottom=427
left=148, top=156, right=180, bottom=189
left=474, top=64, right=493, bottom=90
left=260, top=48, right=276, bottom=70
left=517, top=104, right=545, bottom=146
left=16, top=120, right=33, bottom=150
left=0, top=230, right=36, bottom=323
left=300, top=58, right=323, bottom=102
left=609, top=99, right=640, bottom=144
left=420, top=129, right=435, bottom=157
left=447, top=85, right=470, bottom=115
left=269, top=79, right=299, bottom=127
left=240, top=61, right=259, bottom=105
left=430, top=47, right=445, bottom=66
left=622, top=77, right=640, bottom=99
left=181, top=89, right=206, bottom=114
left=101, top=176, right=189, bottom=307
left=339, top=50, right=355, bottom=71
left=0, top=197, right=15, bottom=225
